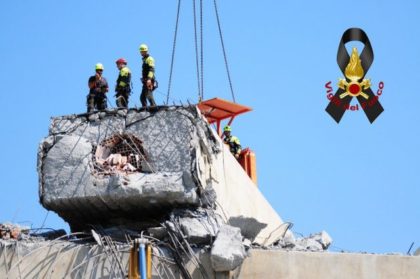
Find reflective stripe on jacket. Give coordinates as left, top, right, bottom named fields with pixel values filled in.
left=116, top=66, right=131, bottom=90
left=142, top=55, right=155, bottom=80
left=224, top=135, right=242, bottom=155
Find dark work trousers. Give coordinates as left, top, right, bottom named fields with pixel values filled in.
left=140, top=83, right=156, bottom=107
left=115, top=89, right=130, bottom=108
left=87, top=93, right=107, bottom=112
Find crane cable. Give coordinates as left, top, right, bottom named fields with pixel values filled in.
left=199, top=0, right=204, bottom=101
left=193, top=0, right=202, bottom=102
left=166, top=0, right=182, bottom=105
left=168, top=0, right=236, bottom=104
left=213, top=0, right=236, bottom=103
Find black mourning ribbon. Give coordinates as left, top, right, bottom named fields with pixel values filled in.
left=325, top=28, right=384, bottom=123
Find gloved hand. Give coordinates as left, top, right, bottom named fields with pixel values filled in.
left=146, top=79, right=153, bottom=90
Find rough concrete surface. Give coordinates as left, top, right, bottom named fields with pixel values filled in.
left=238, top=250, right=420, bottom=279
left=38, top=107, right=213, bottom=230
left=2, top=239, right=419, bottom=279
left=228, top=216, right=267, bottom=242
left=272, top=231, right=333, bottom=252
left=211, top=225, right=247, bottom=272
left=179, top=217, right=217, bottom=244
left=38, top=106, right=291, bottom=245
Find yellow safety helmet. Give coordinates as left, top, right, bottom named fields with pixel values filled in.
left=139, top=44, right=148, bottom=52
left=223, top=125, right=232, bottom=132
left=95, top=63, right=104, bottom=71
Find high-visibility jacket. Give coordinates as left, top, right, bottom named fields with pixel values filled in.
left=116, top=66, right=131, bottom=92
left=224, top=135, right=242, bottom=156
left=142, top=54, right=155, bottom=81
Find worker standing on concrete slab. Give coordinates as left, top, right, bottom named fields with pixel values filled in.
left=223, top=126, right=242, bottom=159
left=139, top=44, right=157, bottom=107
left=87, top=63, right=109, bottom=113
left=115, top=58, right=131, bottom=108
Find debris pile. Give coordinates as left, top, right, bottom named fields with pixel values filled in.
left=27, top=105, right=340, bottom=276
left=272, top=230, right=333, bottom=252
left=0, top=223, right=29, bottom=240
left=93, top=133, right=147, bottom=174
left=210, top=225, right=247, bottom=271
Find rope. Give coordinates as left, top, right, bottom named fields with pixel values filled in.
left=200, top=0, right=204, bottom=100
left=213, top=0, right=236, bottom=102
left=192, top=0, right=202, bottom=102
left=166, top=0, right=182, bottom=105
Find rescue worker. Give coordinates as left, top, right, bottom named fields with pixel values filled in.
left=223, top=126, right=242, bottom=159
left=87, top=63, right=109, bottom=113
left=139, top=44, right=157, bottom=107
left=115, top=58, right=131, bottom=108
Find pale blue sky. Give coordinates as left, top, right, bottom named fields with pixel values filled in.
left=0, top=0, right=419, bottom=254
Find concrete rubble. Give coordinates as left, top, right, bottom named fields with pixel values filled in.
left=210, top=225, right=247, bottom=272
left=414, top=247, right=420, bottom=256
left=6, top=105, right=415, bottom=277
left=28, top=105, right=302, bottom=276
left=228, top=216, right=267, bottom=242
left=272, top=230, right=333, bottom=252
left=0, top=223, right=29, bottom=240
left=2, top=236, right=419, bottom=279
left=37, top=106, right=291, bottom=245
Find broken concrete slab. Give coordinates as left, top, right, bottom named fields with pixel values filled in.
left=211, top=225, right=246, bottom=271
left=311, top=230, right=332, bottom=249
left=38, top=106, right=291, bottom=244
left=2, top=240, right=420, bottom=279
left=295, top=237, right=324, bottom=252
left=228, top=216, right=267, bottom=242
left=147, top=227, right=167, bottom=240
left=179, top=217, right=217, bottom=244
left=272, top=231, right=332, bottom=252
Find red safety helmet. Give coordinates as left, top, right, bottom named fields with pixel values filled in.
left=115, top=58, right=127, bottom=65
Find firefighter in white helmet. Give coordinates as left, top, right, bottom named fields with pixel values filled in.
left=87, top=63, right=109, bottom=113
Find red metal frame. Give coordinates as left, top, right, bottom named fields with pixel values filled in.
left=197, top=98, right=252, bottom=136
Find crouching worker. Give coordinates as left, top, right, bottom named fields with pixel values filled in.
left=87, top=63, right=109, bottom=113
left=223, top=125, right=242, bottom=159
left=115, top=58, right=131, bottom=108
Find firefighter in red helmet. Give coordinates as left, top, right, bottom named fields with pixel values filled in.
left=115, top=58, right=132, bottom=108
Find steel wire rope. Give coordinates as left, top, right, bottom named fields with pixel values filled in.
left=172, top=220, right=211, bottom=279
left=166, top=0, right=182, bottom=105
left=193, top=0, right=202, bottom=102
left=45, top=243, right=79, bottom=279
left=200, top=0, right=204, bottom=100
left=65, top=246, right=131, bottom=278
left=153, top=114, right=193, bottom=172
left=1, top=243, right=9, bottom=276
left=52, top=123, right=89, bottom=196
left=151, top=258, right=174, bottom=279
left=151, top=243, right=180, bottom=279
left=14, top=242, right=23, bottom=279
left=165, top=218, right=209, bottom=279
left=164, top=224, right=194, bottom=279
left=154, top=88, right=182, bottom=105
left=50, top=123, right=95, bottom=224
left=7, top=232, right=88, bottom=273
left=98, top=232, right=126, bottom=278
left=42, top=119, right=98, bottom=240
left=148, top=242, right=178, bottom=279
left=213, top=0, right=236, bottom=102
